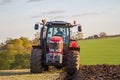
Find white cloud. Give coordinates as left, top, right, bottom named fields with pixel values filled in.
left=72, top=11, right=105, bottom=17
left=0, top=0, right=12, bottom=5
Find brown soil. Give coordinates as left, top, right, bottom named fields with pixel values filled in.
left=57, top=64, right=120, bottom=80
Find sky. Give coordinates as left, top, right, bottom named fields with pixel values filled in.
left=0, top=0, right=120, bottom=43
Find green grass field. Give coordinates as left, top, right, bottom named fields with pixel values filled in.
left=78, top=37, right=120, bottom=65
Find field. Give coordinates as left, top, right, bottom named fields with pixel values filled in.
left=0, top=69, right=59, bottom=80
left=79, top=37, right=120, bottom=65
left=0, top=65, right=120, bottom=80
left=0, top=37, right=120, bottom=80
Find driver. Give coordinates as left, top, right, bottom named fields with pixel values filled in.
left=55, top=28, right=63, bottom=36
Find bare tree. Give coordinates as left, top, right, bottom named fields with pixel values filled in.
left=74, top=32, right=83, bottom=40
left=99, top=32, right=107, bottom=38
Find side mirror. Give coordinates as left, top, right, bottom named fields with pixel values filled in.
left=78, top=25, right=82, bottom=32
left=34, top=24, right=39, bottom=30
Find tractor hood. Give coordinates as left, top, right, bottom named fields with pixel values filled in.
left=50, top=36, right=63, bottom=43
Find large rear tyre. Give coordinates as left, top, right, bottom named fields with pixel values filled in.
left=65, top=50, right=80, bottom=75
left=30, top=48, right=44, bottom=73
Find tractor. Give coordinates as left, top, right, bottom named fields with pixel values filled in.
left=30, top=19, right=82, bottom=75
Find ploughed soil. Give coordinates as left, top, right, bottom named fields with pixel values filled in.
left=56, top=64, right=120, bottom=80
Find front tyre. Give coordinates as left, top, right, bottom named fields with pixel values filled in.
left=30, top=48, right=44, bottom=73
left=65, top=50, right=80, bottom=75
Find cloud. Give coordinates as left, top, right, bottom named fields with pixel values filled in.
left=53, top=15, right=65, bottom=19
left=72, top=11, right=105, bottom=17
left=32, top=15, right=41, bottom=18
left=0, top=0, right=13, bottom=5
left=28, top=0, right=45, bottom=2
left=32, top=10, right=66, bottom=18
left=0, top=0, right=45, bottom=5
left=32, top=10, right=105, bottom=19
left=42, top=10, right=66, bottom=15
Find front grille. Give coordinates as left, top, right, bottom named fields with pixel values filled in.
left=49, top=43, right=59, bottom=52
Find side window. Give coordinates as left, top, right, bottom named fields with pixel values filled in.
left=65, top=28, right=69, bottom=43
left=47, top=27, right=53, bottom=43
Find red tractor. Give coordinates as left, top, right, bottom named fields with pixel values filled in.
left=30, top=19, right=82, bottom=75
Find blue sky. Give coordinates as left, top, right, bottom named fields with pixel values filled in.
left=0, top=0, right=120, bottom=43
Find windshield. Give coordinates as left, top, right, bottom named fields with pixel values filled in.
left=46, top=26, right=70, bottom=44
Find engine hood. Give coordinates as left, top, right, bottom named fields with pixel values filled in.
left=50, top=36, right=63, bottom=43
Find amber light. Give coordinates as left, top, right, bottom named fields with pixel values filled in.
left=73, top=20, right=76, bottom=25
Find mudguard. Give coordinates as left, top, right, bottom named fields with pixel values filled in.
left=69, top=40, right=80, bottom=51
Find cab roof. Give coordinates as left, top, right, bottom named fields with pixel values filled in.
left=46, top=21, right=73, bottom=27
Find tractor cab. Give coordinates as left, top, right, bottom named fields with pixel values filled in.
left=46, top=21, right=70, bottom=51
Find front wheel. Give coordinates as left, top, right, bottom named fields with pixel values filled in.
left=30, top=48, right=44, bottom=73
left=65, top=50, right=80, bottom=75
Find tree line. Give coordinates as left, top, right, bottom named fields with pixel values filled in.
left=85, top=32, right=120, bottom=40
left=0, top=37, right=32, bottom=70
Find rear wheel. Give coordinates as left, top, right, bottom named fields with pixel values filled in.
left=65, top=50, right=80, bottom=75
left=30, top=48, right=44, bottom=73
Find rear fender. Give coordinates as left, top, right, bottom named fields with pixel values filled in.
left=69, top=40, right=80, bottom=51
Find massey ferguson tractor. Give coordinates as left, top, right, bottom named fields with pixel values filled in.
left=30, top=19, right=82, bottom=75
